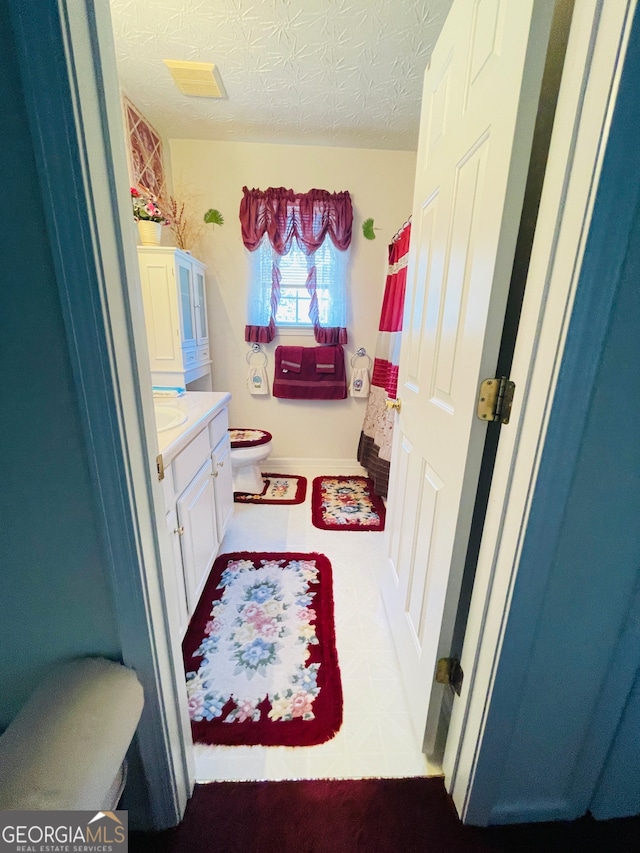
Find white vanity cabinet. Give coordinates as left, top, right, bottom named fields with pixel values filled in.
left=165, top=508, right=190, bottom=639
left=176, top=459, right=219, bottom=614
left=211, top=436, right=234, bottom=538
left=159, top=395, right=233, bottom=635
left=138, top=247, right=211, bottom=389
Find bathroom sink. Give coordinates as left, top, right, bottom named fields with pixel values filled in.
left=154, top=404, right=188, bottom=433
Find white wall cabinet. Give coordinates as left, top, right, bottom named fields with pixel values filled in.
left=138, top=246, right=211, bottom=389
left=160, top=399, right=233, bottom=635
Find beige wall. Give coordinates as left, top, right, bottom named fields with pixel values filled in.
left=168, top=139, right=415, bottom=463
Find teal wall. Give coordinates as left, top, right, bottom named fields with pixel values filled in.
left=592, top=668, right=640, bottom=818
left=494, top=199, right=640, bottom=818
left=0, top=2, right=121, bottom=728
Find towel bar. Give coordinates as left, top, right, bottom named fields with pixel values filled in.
left=246, top=347, right=268, bottom=366
left=350, top=348, right=372, bottom=368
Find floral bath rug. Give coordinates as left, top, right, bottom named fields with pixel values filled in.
left=183, top=551, right=342, bottom=746
left=311, top=476, right=386, bottom=531
left=234, top=474, right=307, bottom=505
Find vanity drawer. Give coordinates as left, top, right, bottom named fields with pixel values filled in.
left=208, top=407, right=229, bottom=450
left=173, top=428, right=211, bottom=496
left=197, top=345, right=210, bottom=364
left=182, top=347, right=198, bottom=369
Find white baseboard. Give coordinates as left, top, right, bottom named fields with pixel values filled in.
left=267, top=457, right=367, bottom=476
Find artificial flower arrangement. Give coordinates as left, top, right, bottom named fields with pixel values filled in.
left=131, top=186, right=169, bottom=223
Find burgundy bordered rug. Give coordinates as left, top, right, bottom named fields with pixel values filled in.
left=311, top=476, right=386, bottom=531
left=183, top=551, right=342, bottom=747
left=234, top=474, right=307, bottom=505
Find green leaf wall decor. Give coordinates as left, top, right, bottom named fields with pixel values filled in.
left=362, top=218, right=376, bottom=240
left=204, top=208, right=225, bottom=226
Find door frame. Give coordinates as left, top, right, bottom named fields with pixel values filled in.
left=7, top=0, right=636, bottom=829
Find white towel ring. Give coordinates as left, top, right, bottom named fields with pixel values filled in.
left=350, top=348, right=372, bottom=368
left=246, top=348, right=268, bottom=367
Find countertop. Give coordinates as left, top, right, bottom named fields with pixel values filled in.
left=155, top=391, right=231, bottom=464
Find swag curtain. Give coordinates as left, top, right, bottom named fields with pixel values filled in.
left=357, top=220, right=411, bottom=497
left=241, top=186, right=352, bottom=344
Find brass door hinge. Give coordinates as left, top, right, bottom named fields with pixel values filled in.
left=156, top=454, right=165, bottom=481
left=476, top=377, right=516, bottom=425
left=435, top=657, right=464, bottom=697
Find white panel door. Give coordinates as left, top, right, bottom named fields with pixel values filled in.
left=384, top=0, right=554, bottom=753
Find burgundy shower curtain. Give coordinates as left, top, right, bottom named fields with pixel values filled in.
left=357, top=221, right=411, bottom=497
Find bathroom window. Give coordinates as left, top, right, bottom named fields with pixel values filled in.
left=262, top=237, right=332, bottom=328
left=241, top=186, right=352, bottom=344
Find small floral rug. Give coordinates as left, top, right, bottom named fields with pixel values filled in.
left=183, top=551, right=342, bottom=746
left=234, top=474, right=307, bottom=505
left=311, top=476, right=386, bottom=531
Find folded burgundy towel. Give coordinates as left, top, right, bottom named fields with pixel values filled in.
left=315, top=346, right=336, bottom=373
left=273, top=345, right=347, bottom=400
left=280, top=346, right=303, bottom=373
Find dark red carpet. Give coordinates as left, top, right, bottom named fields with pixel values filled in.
left=130, top=777, right=640, bottom=853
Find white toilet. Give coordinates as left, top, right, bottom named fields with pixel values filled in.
left=228, top=428, right=273, bottom=494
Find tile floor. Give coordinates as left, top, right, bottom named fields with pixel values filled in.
left=192, top=471, right=442, bottom=782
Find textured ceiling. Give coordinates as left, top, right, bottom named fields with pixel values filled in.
left=109, top=0, right=453, bottom=151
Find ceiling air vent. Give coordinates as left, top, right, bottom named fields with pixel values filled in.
left=163, top=60, right=226, bottom=98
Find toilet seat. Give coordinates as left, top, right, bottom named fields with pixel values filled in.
left=229, top=428, right=272, bottom=448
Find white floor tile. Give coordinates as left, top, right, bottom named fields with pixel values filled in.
left=191, top=471, right=442, bottom=782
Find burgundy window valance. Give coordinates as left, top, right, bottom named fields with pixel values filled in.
left=240, top=187, right=353, bottom=254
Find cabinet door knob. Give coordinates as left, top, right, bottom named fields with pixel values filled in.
left=173, top=526, right=184, bottom=535
left=217, top=460, right=224, bottom=467
left=212, top=470, right=219, bottom=478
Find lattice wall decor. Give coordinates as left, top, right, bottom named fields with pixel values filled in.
left=123, top=95, right=167, bottom=202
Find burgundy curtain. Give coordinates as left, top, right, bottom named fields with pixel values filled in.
left=241, top=186, right=352, bottom=343
left=357, top=220, right=411, bottom=497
